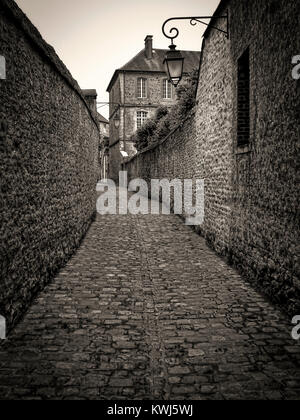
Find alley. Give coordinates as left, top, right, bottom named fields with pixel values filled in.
left=0, top=193, right=299, bottom=400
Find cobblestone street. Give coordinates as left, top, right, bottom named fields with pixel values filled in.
left=0, top=191, right=299, bottom=400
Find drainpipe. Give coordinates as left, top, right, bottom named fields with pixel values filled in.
left=123, top=71, right=126, bottom=153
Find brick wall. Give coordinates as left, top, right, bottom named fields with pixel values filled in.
left=0, top=0, right=100, bottom=329
left=125, top=0, right=300, bottom=314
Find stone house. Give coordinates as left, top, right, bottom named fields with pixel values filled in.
left=106, top=35, right=200, bottom=181
left=98, top=113, right=109, bottom=180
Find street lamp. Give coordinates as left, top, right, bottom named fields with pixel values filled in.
left=114, top=112, right=120, bottom=129
left=162, top=14, right=229, bottom=87
left=163, top=44, right=184, bottom=87
left=97, top=102, right=121, bottom=128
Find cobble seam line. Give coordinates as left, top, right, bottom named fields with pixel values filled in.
left=132, top=213, right=170, bottom=400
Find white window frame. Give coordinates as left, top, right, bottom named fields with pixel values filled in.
left=137, top=78, right=147, bottom=98
left=137, top=111, right=148, bottom=130
left=163, top=79, right=172, bottom=99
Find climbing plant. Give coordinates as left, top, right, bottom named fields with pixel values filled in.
left=134, top=69, right=199, bottom=152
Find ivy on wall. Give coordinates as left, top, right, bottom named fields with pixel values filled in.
left=133, top=70, right=199, bottom=152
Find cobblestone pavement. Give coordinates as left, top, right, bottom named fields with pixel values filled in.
left=0, top=190, right=300, bottom=400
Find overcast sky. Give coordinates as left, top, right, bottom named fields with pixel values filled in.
left=15, top=0, right=220, bottom=118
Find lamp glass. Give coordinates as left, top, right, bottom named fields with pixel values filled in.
left=114, top=116, right=120, bottom=129
left=166, top=59, right=184, bottom=87
left=164, top=46, right=184, bottom=87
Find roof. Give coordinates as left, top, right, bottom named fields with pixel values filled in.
left=107, top=48, right=201, bottom=92
left=98, top=113, right=109, bottom=124
left=120, top=48, right=200, bottom=72
left=82, top=89, right=97, bottom=97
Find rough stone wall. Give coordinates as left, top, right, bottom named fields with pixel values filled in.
left=125, top=111, right=198, bottom=217
left=228, top=0, right=300, bottom=312
left=0, top=0, right=100, bottom=329
left=125, top=0, right=300, bottom=314
left=193, top=3, right=233, bottom=255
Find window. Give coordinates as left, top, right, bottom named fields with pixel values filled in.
left=163, top=79, right=172, bottom=99
left=137, top=111, right=148, bottom=130
left=137, top=78, right=147, bottom=98
left=237, top=48, right=250, bottom=146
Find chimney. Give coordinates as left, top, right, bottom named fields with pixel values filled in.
left=82, top=89, right=97, bottom=114
left=144, top=35, right=153, bottom=59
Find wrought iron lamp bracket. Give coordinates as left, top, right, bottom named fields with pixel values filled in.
left=162, top=13, right=229, bottom=44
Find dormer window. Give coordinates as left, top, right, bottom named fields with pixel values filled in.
left=163, top=79, right=173, bottom=99
left=137, top=78, right=147, bottom=98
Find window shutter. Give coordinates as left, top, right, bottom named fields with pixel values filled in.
left=237, top=48, right=250, bottom=146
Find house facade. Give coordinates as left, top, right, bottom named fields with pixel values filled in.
left=107, top=35, right=200, bottom=181
left=98, top=113, right=109, bottom=180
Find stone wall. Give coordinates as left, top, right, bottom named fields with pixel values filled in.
left=228, top=0, right=300, bottom=313
left=125, top=0, right=300, bottom=314
left=0, top=0, right=100, bottom=329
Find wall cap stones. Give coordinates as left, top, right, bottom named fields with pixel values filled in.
left=125, top=108, right=196, bottom=165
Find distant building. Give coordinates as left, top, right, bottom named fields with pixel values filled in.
left=82, top=89, right=110, bottom=180
left=106, top=35, right=200, bottom=181
left=98, top=113, right=109, bottom=180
